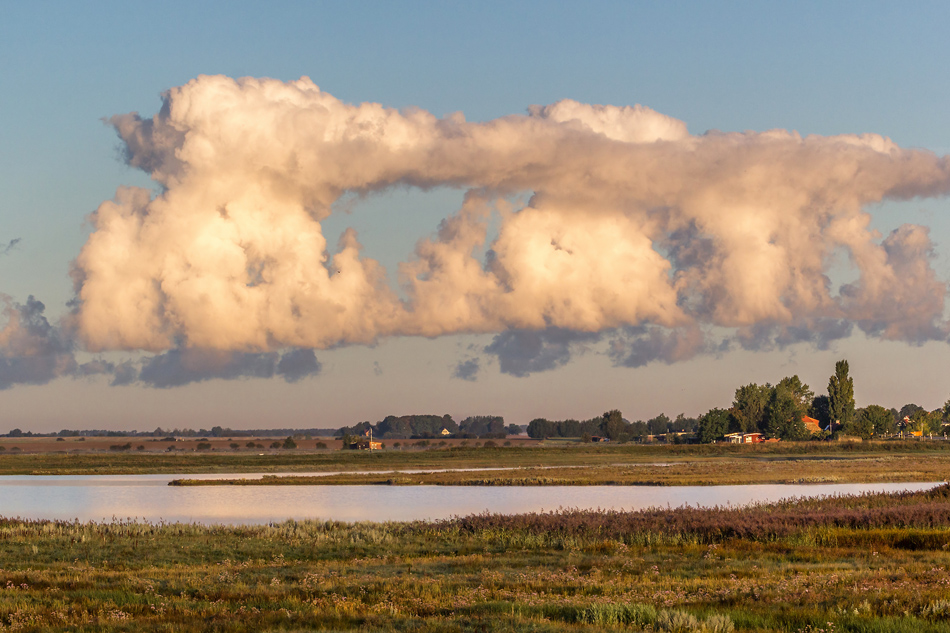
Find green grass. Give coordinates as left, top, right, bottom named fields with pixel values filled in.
left=1, top=486, right=950, bottom=630
left=5, top=440, right=950, bottom=477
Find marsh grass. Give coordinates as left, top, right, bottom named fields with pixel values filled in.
left=169, top=453, right=950, bottom=487
left=0, top=486, right=949, bottom=630
left=5, top=441, right=950, bottom=478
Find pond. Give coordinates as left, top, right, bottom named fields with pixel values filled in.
left=0, top=475, right=940, bottom=525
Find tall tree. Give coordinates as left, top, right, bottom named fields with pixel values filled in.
left=601, top=410, right=627, bottom=441
left=697, top=408, right=731, bottom=444
left=777, top=375, right=814, bottom=413
left=809, top=395, right=831, bottom=429
left=731, top=383, right=772, bottom=433
left=765, top=384, right=808, bottom=440
left=646, top=413, right=671, bottom=436
left=827, top=360, right=855, bottom=427
left=860, top=404, right=895, bottom=436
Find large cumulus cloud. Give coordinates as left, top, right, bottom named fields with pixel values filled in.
left=5, top=74, right=949, bottom=386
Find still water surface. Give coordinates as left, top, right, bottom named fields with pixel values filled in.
left=0, top=475, right=940, bottom=525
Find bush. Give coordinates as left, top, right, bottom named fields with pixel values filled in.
left=270, top=441, right=282, bottom=449
left=109, top=443, right=132, bottom=452
left=482, top=440, right=498, bottom=448
left=245, top=441, right=257, bottom=448
left=315, top=441, right=327, bottom=449
left=230, top=443, right=240, bottom=450
left=282, top=437, right=297, bottom=449
left=136, top=445, right=145, bottom=451
left=196, top=442, right=212, bottom=451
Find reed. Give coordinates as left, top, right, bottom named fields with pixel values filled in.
left=0, top=486, right=950, bottom=630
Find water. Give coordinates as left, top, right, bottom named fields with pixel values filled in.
left=0, top=475, right=940, bottom=525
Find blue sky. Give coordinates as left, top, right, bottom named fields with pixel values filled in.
left=2, top=1, right=950, bottom=432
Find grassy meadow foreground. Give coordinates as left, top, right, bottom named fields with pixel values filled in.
left=2, top=485, right=950, bottom=631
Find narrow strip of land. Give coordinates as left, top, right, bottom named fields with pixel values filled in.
left=169, top=452, right=950, bottom=486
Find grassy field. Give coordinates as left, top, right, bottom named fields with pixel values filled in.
left=168, top=452, right=950, bottom=486
left=2, top=484, right=950, bottom=631
left=3, top=439, right=950, bottom=479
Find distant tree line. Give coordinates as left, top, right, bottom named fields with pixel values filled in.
left=335, top=415, right=521, bottom=440
left=527, top=410, right=698, bottom=442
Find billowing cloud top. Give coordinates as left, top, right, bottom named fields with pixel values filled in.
left=60, top=75, right=950, bottom=373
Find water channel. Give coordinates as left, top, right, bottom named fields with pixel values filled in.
left=0, top=474, right=940, bottom=525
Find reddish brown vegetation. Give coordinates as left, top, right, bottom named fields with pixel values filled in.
left=439, top=483, right=950, bottom=542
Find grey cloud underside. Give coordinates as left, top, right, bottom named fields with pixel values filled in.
left=0, top=297, right=75, bottom=389
left=453, top=358, right=480, bottom=381
left=0, top=295, right=321, bottom=389
left=484, top=328, right=601, bottom=377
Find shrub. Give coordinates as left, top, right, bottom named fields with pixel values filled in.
left=230, top=443, right=240, bottom=450
left=109, top=443, right=132, bottom=452
left=136, top=445, right=145, bottom=451
left=270, top=441, right=282, bottom=449
left=245, top=441, right=257, bottom=448
left=315, top=441, right=327, bottom=449
left=282, top=437, right=297, bottom=449
left=196, top=442, right=212, bottom=451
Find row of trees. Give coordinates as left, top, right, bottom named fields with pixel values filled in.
left=527, top=411, right=699, bottom=442
left=336, top=414, right=520, bottom=440
left=696, top=360, right=950, bottom=442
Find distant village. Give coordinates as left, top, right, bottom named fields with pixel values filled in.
left=3, top=360, right=946, bottom=447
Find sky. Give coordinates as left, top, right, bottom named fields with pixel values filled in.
left=2, top=1, right=950, bottom=433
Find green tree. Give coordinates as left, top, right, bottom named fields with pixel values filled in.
left=646, top=413, right=671, bottom=436
left=506, top=423, right=521, bottom=435
left=843, top=411, right=874, bottom=440
left=777, top=375, right=814, bottom=413
left=601, top=410, right=626, bottom=441
left=559, top=419, right=582, bottom=438
left=924, top=410, right=944, bottom=435
left=731, top=384, right=771, bottom=433
left=809, top=395, right=831, bottom=429
left=697, top=408, right=731, bottom=443
left=898, top=403, right=924, bottom=422
left=860, top=404, right=895, bottom=436
left=765, top=384, right=808, bottom=440
left=526, top=418, right=555, bottom=439
left=827, top=360, right=855, bottom=428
